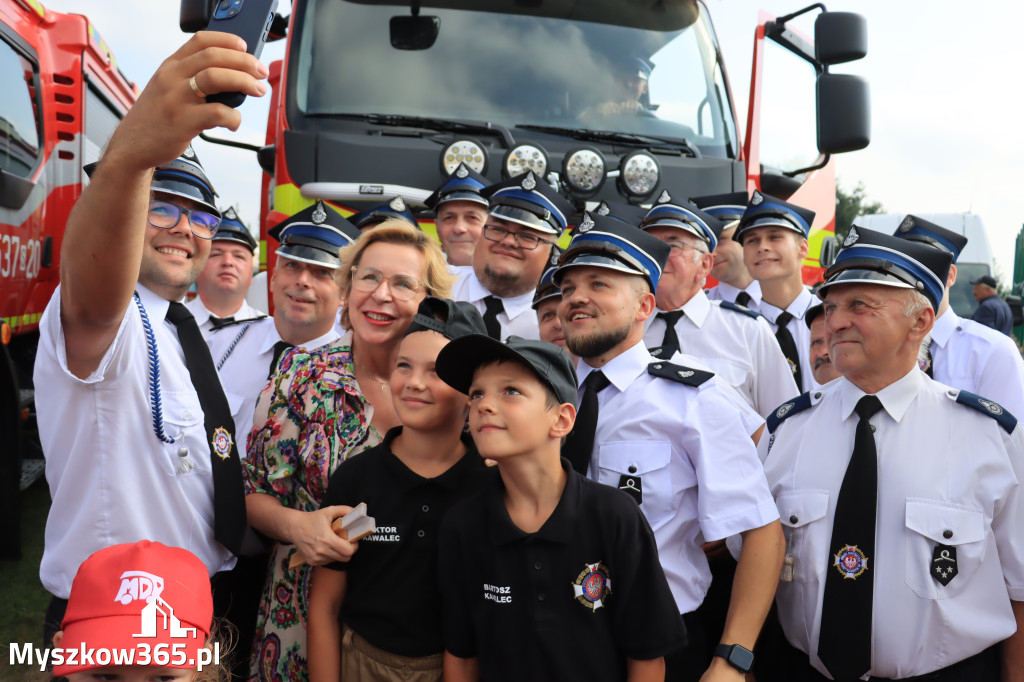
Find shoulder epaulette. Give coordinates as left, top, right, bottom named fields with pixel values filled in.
left=209, top=314, right=269, bottom=332
left=766, top=391, right=817, bottom=433
left=647, top=361, right=714, bottom=388
left=948, top=389, right=1017, bottom=434
left=719, top=300, right=762, bottom=319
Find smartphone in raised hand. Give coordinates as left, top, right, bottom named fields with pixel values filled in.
left=205, top=0, right=279, bottom=108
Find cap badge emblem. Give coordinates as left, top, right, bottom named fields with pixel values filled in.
left=657, top=189, right=672, bottom=204
left=596, top=202, right=611, bottom=216
left=550, top=248, right=561, bottom=265
left=898, top=216, right=915, bottom=233
left=521, top=172, right=537, bottom=191
left=844, top=227, right=859, bottom=247
left=312, top=202, right=328, bottom=225
left=223, top=207, right=238, bottom=221
left=182, top=145, right=196, bottom=159
left=456, top=164, right=469, bottom=178
left=751, top=191, right=764, bottom=206
left=577, top=214, right=595, bottom=233
left=389, top=196, right=406, bottom=212
left=572, top=562, right=612, bottom=611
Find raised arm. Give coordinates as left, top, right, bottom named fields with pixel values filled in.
left=60, top=31, right=267, bottom=377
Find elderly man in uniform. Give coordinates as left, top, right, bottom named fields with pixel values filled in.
left=425, top=162, right=489, bottom=267
left=451, top=170, right=573, bottom=341
left=970, top=273, right=1014, bottom=336
left=640, top=191, right=798, bottom=417
left=762, top=227, right=1024, bottom=681
left=805, top=303, right=840, bottom=385
left=696, top=192, right=761, bottom=310
left=893, top=215, right=1024, bottom=418
left=735, top=190, right=819, bottom=393
left=556, top=212, right=784, bottom=682
left=187, top=206, right=265, bottom=339
left=34, top=33, right=265, bottom=645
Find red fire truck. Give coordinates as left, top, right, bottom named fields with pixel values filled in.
left=184, top=0, right=869, bottom=309
left=0, top=0, right=135, bottom=555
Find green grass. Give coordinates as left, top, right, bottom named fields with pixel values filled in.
left=0, top=480, right=53, bottom=682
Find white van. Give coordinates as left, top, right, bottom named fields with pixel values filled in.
left=852, top=213, right=994, bottom=318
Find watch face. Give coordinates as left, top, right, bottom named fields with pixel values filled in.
left=729, top=645, right=755, bottom=672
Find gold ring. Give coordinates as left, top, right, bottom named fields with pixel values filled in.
left=189, top=75, right=207, bottom=99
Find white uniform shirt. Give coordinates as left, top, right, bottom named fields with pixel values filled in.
left=450, top=265, right=539, bottom=340
left=760, top=287, right=820, bottom=393
left=761, top=370, right=1024, bottom=679
left=706, top=280, right=763, bottom=312
left=645, top=290, right=800, bottom=416
left=580, top=341, right=779, bottom=614
left=930, top=307, right=1024, bottom=419
left=35, top=284, right=235, bottom=598
left=206, top=318, right=338, bottom=459
left=186, top=295, right=266, bottom=340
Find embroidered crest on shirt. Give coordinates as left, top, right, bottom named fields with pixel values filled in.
left=211, top=427, right=233, bottom=461
left=833, top=544, right=868, bottom=579
left=572, top=562, right=612, bottom=611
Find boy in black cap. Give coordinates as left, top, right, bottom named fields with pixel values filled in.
left=307, top=298, right=493, bottom=682
left=434, top=333, right=685, bottom=681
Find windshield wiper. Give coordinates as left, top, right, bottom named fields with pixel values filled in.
left=515, top=124, right=702, bottom=158
left=328, top=113, right=515, bottom=147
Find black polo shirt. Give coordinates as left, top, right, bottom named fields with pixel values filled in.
left=437, top=458, right=686, bottom=681
left=321, top=426, right=494, bottom=657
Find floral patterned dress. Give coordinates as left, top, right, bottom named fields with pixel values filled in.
left=244, top=333, right=380, bottom=681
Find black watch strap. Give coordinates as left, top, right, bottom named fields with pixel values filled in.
left=714, top=643, right=755, bottom=673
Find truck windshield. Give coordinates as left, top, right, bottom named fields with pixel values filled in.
left=289, top=0, right=737, bottom=158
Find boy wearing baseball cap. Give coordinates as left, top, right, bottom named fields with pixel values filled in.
left=434, top=334, right=684, bottom=682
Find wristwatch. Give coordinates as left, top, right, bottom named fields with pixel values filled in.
left=714, top=643, right=755, bottom=673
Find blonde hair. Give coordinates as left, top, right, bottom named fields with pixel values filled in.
left=335, top=219, right=453, bottom=329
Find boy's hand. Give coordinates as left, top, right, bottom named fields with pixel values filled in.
left=101, top=31, right=268, bottom=176
left=289, top=505, right=359, bottom=567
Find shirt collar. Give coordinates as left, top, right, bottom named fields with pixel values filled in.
left=930, top=307, right=959, bottom=347
left=487, top=457, right=580, bottom=546
left=837, top=367, right=921, bottom=425
left=382, top=427, right=483, bottom=493
left=188, top=297, right=213, bottom=325
left=680, top=289, right=711, bottom=327
left=466, top=270, right=535, bottom=320
left=259, top=325, right=339, bottom=355
left=136, top=283, right=173, bottom=322
left=713, top=280, right=762, bottom=305
left=577, top=340, right=651, bottom=394
left=761, top=287, right=815, bottom=322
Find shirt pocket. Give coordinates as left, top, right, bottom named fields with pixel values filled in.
left=159, top=390, right=207, bottom=478
left=595, top=441, right=676, bottom=525
left=904, top=499, right=987, bottom=599
left=777, top=490, right=831, bottom=584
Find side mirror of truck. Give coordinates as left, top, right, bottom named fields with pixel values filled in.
left=817, top=73, right=870, bottom=154
left=390, top=15, right=439, bottom=50
left=815, top=12, right=867, bottom=65
left=0, top=168, right=34, bottom=211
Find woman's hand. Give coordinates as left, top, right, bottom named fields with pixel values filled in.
left=288, top=505, right=360, bottom=566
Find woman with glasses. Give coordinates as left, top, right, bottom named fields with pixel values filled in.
left=245, top=219, right=453, bottom=681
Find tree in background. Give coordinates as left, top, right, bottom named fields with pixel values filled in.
left=835, top=182, right=884, bottom=244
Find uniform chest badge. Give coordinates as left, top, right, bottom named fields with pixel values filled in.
left=572, top=561, right=612, bottom=611
left=931, top=544, right=958, bottom=586
left=211, top=427, right=233, bottom=461
left=833, top=544, right=868, bottom=579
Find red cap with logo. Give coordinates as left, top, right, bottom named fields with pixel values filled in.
left=54, top=540, right=212, bottom=676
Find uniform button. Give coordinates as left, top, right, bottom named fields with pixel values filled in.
left=814, top=392, right=822, bottom=399
left=789, top=515, right=798, bottom=524
left=183, top=411, right=192, bottom=419
left=534, top=562, right=542, bottom=571
left=421, top=505, right=430, bottom=512
left=417, top=530, right=425, bottom=538
left=628, top=465, right=637, bottom=474
left=943, top=529, right=953, bottom=539
left=537, top=593, right=546, bottom=602
left=948, top=390, right=957, bottom=397
left=869, top=425, right=876, bottom=432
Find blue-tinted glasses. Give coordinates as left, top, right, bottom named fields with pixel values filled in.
left=147, top=199, right=221, bottom=240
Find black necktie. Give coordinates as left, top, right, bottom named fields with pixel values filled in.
left=208, top=315, right=236, bottom=330
left=165, top=302, right=246, bottom=555
left=482, top=296, right=504, bottom=340
left=268, top=340, right=295, bottom=379
left=655, top=310, right=684, bottom=357
left=735, top=291, right=753, bottom=308
left=818, top=395, right=884, bottom=681
left=774, top=311, right=803, bottom=392
left=565, top=370, right=611, bottom=475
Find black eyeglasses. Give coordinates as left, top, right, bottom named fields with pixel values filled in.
left=147, top=199, right=221, bottom=240
left=483, top=224, right=554, bottom=251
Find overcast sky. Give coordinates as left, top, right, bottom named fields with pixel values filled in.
left=43, top=0, right=1024, bottom=284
